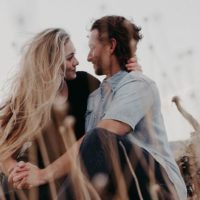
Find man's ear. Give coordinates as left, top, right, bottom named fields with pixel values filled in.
left=109, top=38, right=117, bottom=54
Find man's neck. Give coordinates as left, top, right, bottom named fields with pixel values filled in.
left=105, top=57, right=121, bottom=78
left=106, top=68, right=121, bottom=78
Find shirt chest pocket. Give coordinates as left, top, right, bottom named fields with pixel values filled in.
left=85, top=107, right=93, bottom=119
left=85, top=97, right=95, bottom=131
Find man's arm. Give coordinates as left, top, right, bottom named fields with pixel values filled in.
left=98, top=75, right=154, bottom=135
left=97, top=119, right=132, bottom=135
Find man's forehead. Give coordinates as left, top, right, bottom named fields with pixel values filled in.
left=88, top=29, right=99, bottom=40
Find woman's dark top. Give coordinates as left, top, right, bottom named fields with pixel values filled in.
left=67, top=71, right=100, bottom=139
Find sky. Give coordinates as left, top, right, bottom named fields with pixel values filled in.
left=0, top=0, right=200, bottom=141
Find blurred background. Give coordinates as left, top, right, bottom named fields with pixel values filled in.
left=0, top=0, right=200, bottom=141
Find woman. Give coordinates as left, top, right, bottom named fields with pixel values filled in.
left=0, top=28, right=140, bottom=199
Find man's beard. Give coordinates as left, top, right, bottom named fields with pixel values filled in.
left=94, top=65, right=104, bottom=76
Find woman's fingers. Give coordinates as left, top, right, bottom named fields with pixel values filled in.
left=8, top=162, right=29, bottom=185
left=13, top=177, right=30, bottom=190
left=125, top=56, right=142, bottom=72
left=13, top=171, right=29, bottom=183
left=127, top=56, right=137, bottom=63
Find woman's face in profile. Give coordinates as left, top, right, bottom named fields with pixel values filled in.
left=63, top=40, right=79, bottom=80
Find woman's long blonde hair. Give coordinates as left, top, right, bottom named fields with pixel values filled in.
left=0, top=28, right=70, bottom=161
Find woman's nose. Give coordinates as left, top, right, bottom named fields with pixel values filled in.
left=73, top=57, right=79, bottom=66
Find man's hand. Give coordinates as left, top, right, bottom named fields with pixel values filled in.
left=125, top=56, right=142, bottom=72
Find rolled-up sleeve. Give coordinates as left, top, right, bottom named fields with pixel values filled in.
left=102, top=79, right=154, bottom=130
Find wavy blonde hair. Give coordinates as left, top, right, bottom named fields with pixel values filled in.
left=0, top=28, right=70, bottom=161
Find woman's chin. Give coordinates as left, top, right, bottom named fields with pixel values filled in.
left=65, top=73, right=76, bottom=80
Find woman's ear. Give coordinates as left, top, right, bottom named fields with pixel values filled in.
left=109, top=38, right=117, bottom=54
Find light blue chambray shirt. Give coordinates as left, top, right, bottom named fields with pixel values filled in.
left=85, top=70, right=187, bottom=199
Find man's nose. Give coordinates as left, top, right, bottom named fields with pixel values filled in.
left=87, top=52, right=92, bottom=62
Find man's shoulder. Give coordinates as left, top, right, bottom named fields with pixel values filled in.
left=88, top=87, right=100, bottom=98
left=118, top=71, right=155, bottom=88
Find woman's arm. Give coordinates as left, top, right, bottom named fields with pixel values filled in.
left=43, top=135, right=83, bottom=181
left=9, top=136, right=84, bottom=189
left=0, top=157, right=17, bottom=176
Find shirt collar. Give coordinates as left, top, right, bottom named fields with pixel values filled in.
left=102, top=70, right=128, bottom=91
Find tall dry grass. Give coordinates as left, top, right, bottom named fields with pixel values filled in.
left=0, top=96, right=187, bottom=200
left=172, top=96, right=200, bottom=199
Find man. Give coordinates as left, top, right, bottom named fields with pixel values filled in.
left=78, top=15, right=187, bottom=199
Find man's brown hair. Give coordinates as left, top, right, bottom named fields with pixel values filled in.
left=91, top=15, right=142, bottom=69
